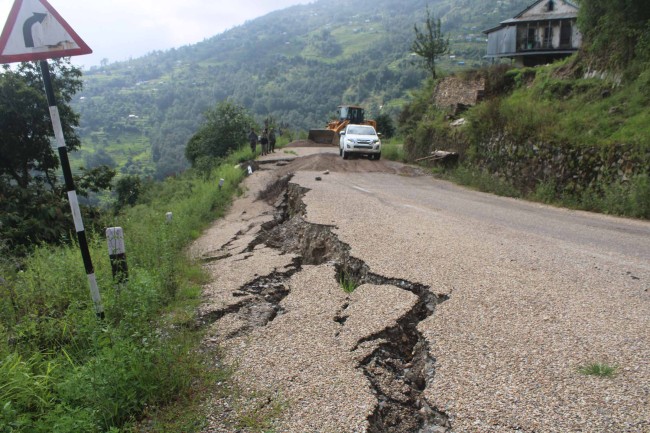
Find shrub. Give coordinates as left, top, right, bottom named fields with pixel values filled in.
left=533, top=180, right=558, bottom=204
left=381, top=142, right=405, bottom=162
left=578, top=363, right=617, bottom=378
left=375, top=113, right=396, bottom=139
left=483, top=64, right=515, bottom=97
left=449, top=165, right=521, bottom=198
left=601, top=174, right=650, bottom=219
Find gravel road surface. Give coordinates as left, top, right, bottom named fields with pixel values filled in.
left=193, top=147, right=649, bottom=432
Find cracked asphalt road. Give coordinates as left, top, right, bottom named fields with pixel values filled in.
left=193, top=147, right=650, bottom=432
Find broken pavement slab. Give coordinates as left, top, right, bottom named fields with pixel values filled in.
left=195, top=157, right=449, bottom=432
left=220, top=264, right=377, bottom=432
left=194, top=148, right=650, bottom=432
left=197, top=246, right=297, bottom=325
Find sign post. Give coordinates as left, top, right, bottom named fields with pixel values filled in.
left=0, top=0, right=102, bottom=318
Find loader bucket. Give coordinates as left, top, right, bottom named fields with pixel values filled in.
left=308, top=129, right=336, bottom=145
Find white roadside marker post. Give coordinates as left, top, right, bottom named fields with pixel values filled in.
left=106, top=227, right=128, bottom=290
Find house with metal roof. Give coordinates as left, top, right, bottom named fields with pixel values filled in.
left=484, top=0, right=581, bottom=67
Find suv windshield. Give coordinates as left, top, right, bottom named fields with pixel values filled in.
left=347, top=125, right=376, bottom=135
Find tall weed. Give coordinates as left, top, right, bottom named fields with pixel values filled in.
left=448, top=165, right=521, bottom=198
left=0, top=151, right=248, bottom=432
left=381, top=142, right=405, bottom=162
left=600, top=174, right=650, bottom=218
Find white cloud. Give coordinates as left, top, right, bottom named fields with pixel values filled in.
left=0, top=0, right=313, bottom=67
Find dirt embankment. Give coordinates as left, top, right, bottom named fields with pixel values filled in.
left=273, top=149, right=426, bottom=178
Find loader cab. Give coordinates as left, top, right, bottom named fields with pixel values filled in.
left=338, top=105, right=365, bottom=124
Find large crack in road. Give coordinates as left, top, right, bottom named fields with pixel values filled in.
left=203, top=175, right=452, bottom=432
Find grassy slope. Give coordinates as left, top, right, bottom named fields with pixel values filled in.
left=414, top=59, right=650, bottom=218
left=0, top=151, right=252, bottom=432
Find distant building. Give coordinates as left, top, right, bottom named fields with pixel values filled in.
left=484, top=0, right=581, bottom=67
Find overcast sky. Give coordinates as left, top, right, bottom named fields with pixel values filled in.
left=0, top=0, right=314, bottom=68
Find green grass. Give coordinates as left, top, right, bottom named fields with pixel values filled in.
left=578, top=363, right=618, bottom=378
left=131, top=352, right=231, bottom=433
left=70, top=131, right=155, bottom=178
left=338, top=271, right=358, bottom=294
left=490, top=63, right=650, bottom=151
left=333, top=28, right=386, bottom=58
left=446, top=165, right=521, bottom=198
left=425, top=60, right=650, bottom=219
left=234, top=391, right=286, bottom=432
left=381, top=141, right=406, bottom=162
left=441, top=165, right=650, bottom=219
left=298, top=25, right=388, bottom=63
left=0, top=150, right=249, bottom=432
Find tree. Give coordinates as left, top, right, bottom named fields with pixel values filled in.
left=375, top=113, right=396, bottom=139
left=411, top=7, right=449, bottom=80
left=577, top=0, right=650, bottom=68
left=115, top=175, right=143, bottom=211
left=0, top=60, right=114, bottom=255
left=0, top=60, right=82, bottom=189
left=185, top=101, right=255, bottom=167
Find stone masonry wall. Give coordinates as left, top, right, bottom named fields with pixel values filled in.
left=433, top=76, right=485, bottom=111
left=476, top=136, right=650, bottom=193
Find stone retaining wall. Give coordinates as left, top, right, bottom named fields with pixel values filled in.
left=475, top=136, right=649, bottom=193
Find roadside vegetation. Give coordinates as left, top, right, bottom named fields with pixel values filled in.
left=578, top=363, right=618, bottom=378
left=396, top=0, right=650, bottom=219
left=338, top=270, right=359, bottom=294
left=380, top=140, right=406, bottom=163
left=397, top=64, right=650, bottom=219
left=0, top=149, right=248, bottom=432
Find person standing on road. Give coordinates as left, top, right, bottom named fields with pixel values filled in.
left=260, top=129, right=269, bottom=156
left=269, top=128, right=276, bottom=153
left=248, top=127, right=258, bottom=154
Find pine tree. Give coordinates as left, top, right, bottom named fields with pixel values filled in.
left=411, top=7, right=449, bottom=80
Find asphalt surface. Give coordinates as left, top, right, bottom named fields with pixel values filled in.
left=194, top=147, right=650, bottom=432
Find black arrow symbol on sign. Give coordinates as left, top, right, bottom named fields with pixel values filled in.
left=23, top=13, right=47, bottom=48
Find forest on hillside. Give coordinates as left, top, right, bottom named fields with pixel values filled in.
left=71, top=0, right=530, bottom=179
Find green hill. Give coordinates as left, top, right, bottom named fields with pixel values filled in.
left=71, top=0, right=530, bottom=179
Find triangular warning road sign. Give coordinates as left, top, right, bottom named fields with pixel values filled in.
left=0, top=0, right=91, bottom=64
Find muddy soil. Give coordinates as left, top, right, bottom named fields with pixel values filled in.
left=273, top=150, right=427, bottom=178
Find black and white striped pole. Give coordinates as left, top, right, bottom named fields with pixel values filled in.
left=40, top=60, right=104, bottom=319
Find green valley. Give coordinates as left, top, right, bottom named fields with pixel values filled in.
left=70, top=0, right=531, bottom=179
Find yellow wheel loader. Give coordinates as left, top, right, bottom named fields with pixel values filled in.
left=308, top=105, right=377, bottom=145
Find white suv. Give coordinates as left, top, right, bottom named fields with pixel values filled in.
left=339, top=124, right=381, bottom=160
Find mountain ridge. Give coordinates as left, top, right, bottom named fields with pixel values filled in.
left=73, top=0, right=530, bottom=178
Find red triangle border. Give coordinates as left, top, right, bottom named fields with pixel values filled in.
left=0, top=0, right=92, bottom=64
